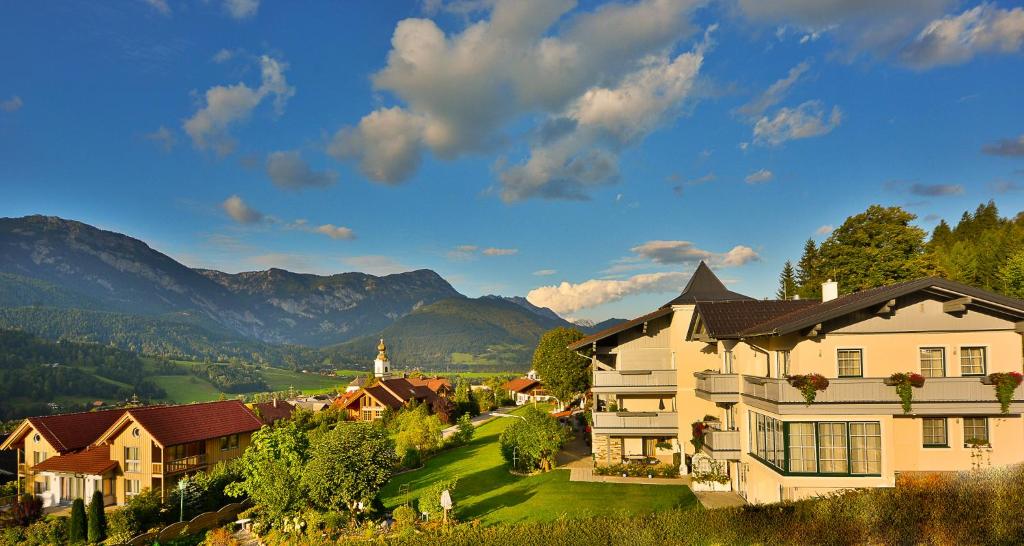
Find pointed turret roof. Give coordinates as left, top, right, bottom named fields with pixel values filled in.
left=661, top=262, right=752, bottom=307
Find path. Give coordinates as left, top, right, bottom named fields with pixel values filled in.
left=440, top=406, right=514, bottom=439
left=232, top=528, right=261, bottom=546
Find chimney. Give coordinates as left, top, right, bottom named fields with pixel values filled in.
left=822, top=279, right=838, bottom=302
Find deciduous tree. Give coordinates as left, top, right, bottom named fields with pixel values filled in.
left=301, top=422, right=396, bottom=515
left=531, top=328, right=589, bottom=406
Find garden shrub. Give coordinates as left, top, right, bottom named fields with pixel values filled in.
left=24, top=516, right=69, bottom=546
left=594, top=463, right=678, bottom=478
left=68, top=498, right=86, bottom=544
left=416, top=479, right=457, bottom=521
left=392, top=505, right=417, bottom=528
left=400, top=447, right=422, bottom=470
left=87, top=489, right=106, bottom=543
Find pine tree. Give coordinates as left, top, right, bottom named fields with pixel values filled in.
left=87, top=489, right=105, bottom=543
left=796, top=238, right=820, bottom=299
left=68, top=497, right=87, bottom=544
left=776, top=260, right=798, bottom=300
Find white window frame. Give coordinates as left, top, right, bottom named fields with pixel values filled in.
left=836, top=347, right=865, bottom=378
left=958, top=346, right=988, bottom=377
left=918, top=346, right=946, bottom=378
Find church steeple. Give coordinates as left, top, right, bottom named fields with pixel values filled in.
left=374, top=338, right=392, bottom=378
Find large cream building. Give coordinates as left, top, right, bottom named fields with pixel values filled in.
left=571, top=263, right=1024, bottom=504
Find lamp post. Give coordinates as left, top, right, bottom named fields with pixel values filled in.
left=178, top=477, right=188, bottom=522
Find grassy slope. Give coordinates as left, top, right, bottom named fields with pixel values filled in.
left=380, top=406, right=698, bottom=526
left=144, top=360, right=363, bottom=404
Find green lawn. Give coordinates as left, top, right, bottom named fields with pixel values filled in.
left=381, top=406, right=698, bottom=525
left=148, top=362, right=363, bottom=404
left=151, top=374, right=225, bottom=403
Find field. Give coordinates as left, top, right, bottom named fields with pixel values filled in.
left=381, top=405, right=698, bottom=525
left=146, top=360, right=364, bottom=404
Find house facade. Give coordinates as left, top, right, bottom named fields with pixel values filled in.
left=1, top=400, right=264, bottom=508
left=502, top=371, right=552, bottom=406
left=571, top=263, right=1024, bottom=504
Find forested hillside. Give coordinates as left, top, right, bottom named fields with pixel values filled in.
left=779, top=202, right=1024, bottom=299
left=0, top=329, right=165, bottom=421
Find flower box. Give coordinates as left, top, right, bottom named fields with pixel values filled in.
left=691, top=480, right=731, bottom=492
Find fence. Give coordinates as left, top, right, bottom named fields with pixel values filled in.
left=121, top=501, right=249, bottom=545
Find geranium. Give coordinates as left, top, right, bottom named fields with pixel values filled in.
left=786, top=373, right=829, bottom=405
left=888, top=372, right=927, bottom=414
left=987, top=372, right=1023, bottom=414
left=691, top=421, right=707, bottom=451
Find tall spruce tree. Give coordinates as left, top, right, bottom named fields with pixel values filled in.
left=68, top=497, right=87, bottom=544
left=777, top=260, right=798, bottom=299
left=796, top=238, right=820, bottom=299
left=87, top=490, right=105, bottom=543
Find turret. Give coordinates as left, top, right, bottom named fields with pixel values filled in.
left=374, top=338, right=392, bottom=379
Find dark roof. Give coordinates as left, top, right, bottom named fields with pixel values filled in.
left=661, top=262, right=753, bottom=307
left=123, top=401, right=263, bottom=446
left=33, top=446, right=117, bottom=475
left=741, top=277, right=1024, bottom=337
left=27, top=408, right=128, bottom=454
left=503, top=378, right=540, bottom=393
left=696, top=299, right=820, bottom=339
left=568, top=307, right=673, bottom=350
left=251, top=400, right=296, bottom=425
left=362, top=385, right=405, bottom=410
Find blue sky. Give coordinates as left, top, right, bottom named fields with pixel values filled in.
left=2, top=0, right=1023, bottom=322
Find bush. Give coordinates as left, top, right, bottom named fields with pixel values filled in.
left=400, top=447, right=422, bottom=470
left=447, top=414, right=475, bottom=447
left=68, top=498, right=86, bottom=544
left=24, top=516, right=69, bottom=546
left=498, top=406, right=570, bottom=472
left=393, top=505, right=417, bottom=528
left=594, top=463, right=678, bottom=478
left=87, top=489, right=106, bottom=543
left=106, top=507, right=140, bottom=544
left=417, top=479, right=457, bottom=522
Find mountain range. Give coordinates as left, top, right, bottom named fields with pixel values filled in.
left=0, top=215, right=622, bottom=370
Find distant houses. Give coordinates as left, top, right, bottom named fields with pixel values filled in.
left=334, top=339, right=453, bottom=422
left=503, top=370, right=552, bottom=405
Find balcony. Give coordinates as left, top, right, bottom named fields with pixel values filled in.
left=156, top=454, right=208, bottom=475
left=741, top=375, right=1024, bottom=415
left=592, top=369, right=677, bottom=393
left=694, top=372, right=740, bottom=404
left=702, top=428, right=741, bottom=461
left=592, top=411, right=678, bottom=435
left=17, top=463, right=26, bottom=475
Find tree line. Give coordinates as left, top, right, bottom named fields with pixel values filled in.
left=777, top=202, right=1024, bottom=300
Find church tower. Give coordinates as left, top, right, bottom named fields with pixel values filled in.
left=374, top=338, right=392, bottom=379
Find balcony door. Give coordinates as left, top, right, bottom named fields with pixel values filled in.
left=60, top=476, right=86, bottom=503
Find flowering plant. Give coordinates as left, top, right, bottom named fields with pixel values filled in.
left=888, top=372, right=926, bottom=414
left=987, top=372, right=1023, bottom=414
left=786, top=373, right=829, bottom=405
left=691, top=421, right=707, bottom=451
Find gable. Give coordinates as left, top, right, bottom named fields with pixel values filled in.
left=828, top=292, right=1018, bottom=334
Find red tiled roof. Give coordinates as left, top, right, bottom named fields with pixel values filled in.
left=124, top=401, right=263, bottom=447
left=251, top=400, right=296, bottom=425
left=33, top=446, right=117, bottom=475
left=27, top=408, right=128, bottom=454
left=408, top=377, right=451, bottom=393
left=503, top=378, right=539, bottom=393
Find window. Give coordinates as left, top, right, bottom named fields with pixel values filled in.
left=167, top=444, right=185, bottom=461
left=922, top=418, right=948, bottom=447
left=777, top=350, right=791, bottom=377
left=32, top=451, right=46, bottom=466
left=960, top=347, right=986, bottom=376
left=34, top=477, right=49, bottom=494
left=220, top=434, right=239, bottom=451
left=125, top=479, right=140, bottom=499
left=963, top=417, right=989, bottom=446
left=750, top=413, right=784, bottom=469
left=124, top=447, right=140, bottom=472
left=849, top=422, right=882, bottom=475
left=919, top=348, right=945, bottom=377
left=817, top=422, right=849, bottom=473
left=723, top=350, right=734, bottom=373
left=837, top=349, right=863, bottom=377
left=132, top=427, right=141, bottom=438
left=787, top=423, right=817, bottom=473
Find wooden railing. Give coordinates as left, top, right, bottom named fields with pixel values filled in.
left=702, top=427, right=741, bottom=461
left=741, top=375, right=1024, bottom=415
left=593, top=369, right=677, bottom=390
left=592, top=411, right=678, bottom=434
left=693, top=372, right=741, bottom=402
left=158, top=454, right=208, bottom=475
left=17, top=463, right=27, bottom=474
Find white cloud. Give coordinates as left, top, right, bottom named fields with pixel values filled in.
left=1, top=95, right=23, bottom=112
left=816, top=224, right=834, bottom=235
left=901, top=4, right=1024, bottom=69
left=331, top=0, right=708, bottom=200
left=222, top=195, right=264, bottom=224
left=720, top=245, right=760, bottom=267
left=533, top=269, right=558, bottom=276
left=482, top=247, right=518, bottom=256
left=211, top=48, right=239, bottom=63
left=753, top=100, right=842, bottom=146
left=183, top=55, right=294, bottom=156
left=266, top=150, right=339, bottom=190
left=745, top=169, right=774, bottom=184
left=527, top=271, right=688, bottom=315
left=736, top=61, right=810, bottom=119
left=141, top=0, right=170, bottom=16
left=629, top=240, right=760, bottom=267
left=144, top=125, right=176, bottom=152
left=224, top=0, right=259, bottom=19
left=314, top=224, right=355, bottom=240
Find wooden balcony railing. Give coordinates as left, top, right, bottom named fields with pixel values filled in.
left=593, top=369, right=677, bottom=391
left=592, top=411, right=678, bottom=434
left=159, top=454, right=208, bottom=475
left=741, top=375, right=1024, bottom=415
left=702, top=427, right=741, bottom=461
left=17, top=463, right=27, bottom=474
left=693, top=372, right=741, bottom=403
